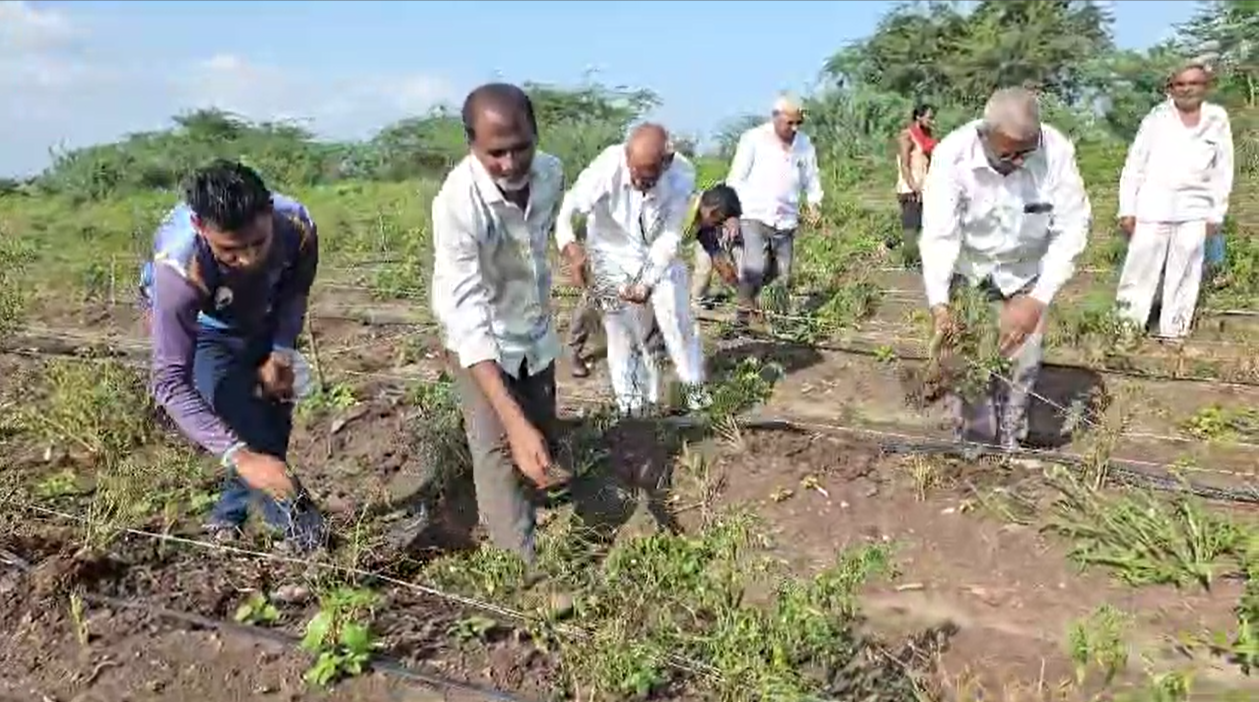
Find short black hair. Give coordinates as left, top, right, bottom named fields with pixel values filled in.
left=461, top=82, right=538, bottom=141
left=912, top=103, right=935, bottom=120
left=184, top=160, right=272, bottom=233
left=699, top=183, right=741, bottom=221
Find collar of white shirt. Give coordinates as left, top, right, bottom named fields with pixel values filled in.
left=467, top=150, right=560, bottom=214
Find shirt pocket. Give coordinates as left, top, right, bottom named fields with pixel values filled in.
left=1188, top=137, right=1219, bottom=179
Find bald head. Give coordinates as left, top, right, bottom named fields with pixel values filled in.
left=625, top=123, right=671, bottom=192
left=771, top=93, right=804, bottom=144
left=982, top=87, right=1041, bottom=141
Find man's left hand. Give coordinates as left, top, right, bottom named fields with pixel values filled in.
left=258, top=351, right=296, bottom=402
left=804, top=205, right=822, bottom=228
left=999, top=295, right=1046, bottom=357
left=619, top=283, right=652, bottom=305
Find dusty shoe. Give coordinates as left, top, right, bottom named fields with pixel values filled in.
left=383, top=503, right=436, bottom=555
left=202, top=520, right=243, bottom=545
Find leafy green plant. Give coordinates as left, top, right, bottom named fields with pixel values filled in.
left=300, top=586, right=380, bottom=687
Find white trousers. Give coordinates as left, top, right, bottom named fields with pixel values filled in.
left=603, top=261, right=705, bottom=414
left=1115, top=220, right=1206, bottom=339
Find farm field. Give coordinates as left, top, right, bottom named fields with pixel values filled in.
left=4, top=2, right=1259, bottom=700
left=2, top=160, right=1259, bottom=702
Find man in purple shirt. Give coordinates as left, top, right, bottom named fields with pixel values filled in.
left=140, top=160, right=326, bottom=552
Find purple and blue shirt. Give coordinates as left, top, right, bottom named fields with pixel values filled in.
left=140, top=194, right=318, bottom=458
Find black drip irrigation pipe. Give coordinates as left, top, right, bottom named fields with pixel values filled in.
left=736, top=416, right=1259, bottom=505
left=710, top=325, right=1259, bottom=389
left=0, top=554, right=538, bottom=702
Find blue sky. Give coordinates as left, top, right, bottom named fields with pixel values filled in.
left=2, top=0, right=1196, bottom=177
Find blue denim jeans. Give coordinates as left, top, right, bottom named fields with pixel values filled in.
left=191, top=326, right=326, bottom=549
left=1204, top=232, right=1225, bottom=269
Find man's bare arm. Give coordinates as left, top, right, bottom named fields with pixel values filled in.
left=897, top=130, right=917, bottom=191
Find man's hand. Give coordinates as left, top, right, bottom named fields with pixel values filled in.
left=505, top=418, right=555, bottom=488
left=999, top=294, right=1046, bottom=357
left=1118, top=216, right=1136, bottom=238
left=929, top=304, right=957, bottom=356
left=232, top=448, right=296, bottom=499
left=619, top=283, right=651, bottom=304
left=562, top=242, right=589, bottom=288
left=1206, top=221, right=1221, bottom=237
left=804, top=205, right=822, bottom=228
left=258, top=351, right=296, bottom=402
left=721, top=217, right=741, bottom=245
left=712, top=255, right=739, bottom=286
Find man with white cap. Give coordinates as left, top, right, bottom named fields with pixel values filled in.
left=1115, top=59, right=1234, bottom=340
left=920, top=86, right=1091, bottom=449
left=725, top=94, right=824, bottom=325
left=556, top=123, right=704, bottom=415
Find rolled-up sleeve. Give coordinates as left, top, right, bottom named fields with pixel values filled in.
left=1031, top=140, right=1091, bottom=306
left=919, top=147, right=964, bottom=308
left=430, top=194, right=500, bottom=369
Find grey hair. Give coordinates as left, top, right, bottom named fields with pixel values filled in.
left=982, top=87, right=1041, bottom=141
left=1169, top=57, right=1215, bottom=83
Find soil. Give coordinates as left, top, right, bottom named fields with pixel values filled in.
left=3, top=280, right=1259, bottom=701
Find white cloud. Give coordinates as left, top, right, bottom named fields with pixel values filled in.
left=0, top=1, right=455, bottom=178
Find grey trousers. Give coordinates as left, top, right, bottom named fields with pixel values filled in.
left=451, top=359, right=558, bottom=564
left=948, top=278, right=1045, bottom=448
left=737, top=219, right=796, bottom=311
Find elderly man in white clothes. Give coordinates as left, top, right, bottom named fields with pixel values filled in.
left=556, top=123, right=704, bottom=415
left=920, top=87, right=1091, bottom=449
left=726, top=94, right=824, bottom=324
left=429, top=83, right=568, bottom=565
left=1115, top=60, right=1234, bottom=340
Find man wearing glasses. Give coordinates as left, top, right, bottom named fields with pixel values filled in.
left=725, top=94, right=824, bottom=327
left=920, top=87, right=1091, bottom=450
left=1115, top=60, right=1234, bottom=339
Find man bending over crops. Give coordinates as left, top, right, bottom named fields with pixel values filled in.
left=556, top=123, right=705, bottom=415
left=1114, top=59, right=1234, bottom=340
left=141, top=160, right=327, bottom=551
left=429, top=83, right=568, bottom=564
left=726, top=94, right=824, bottom=327
left=920, top=87, right=1091, bottom=449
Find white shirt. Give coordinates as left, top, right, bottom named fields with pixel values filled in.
left=1119, top=100, right=1233, bottom=224
left=430, top=151, right=566, bottom=378
left=555, top=145, right=696, bottom=290
left=920, top=120, right=1092, bottom=309
left=725, top=122, right=824, bottom=230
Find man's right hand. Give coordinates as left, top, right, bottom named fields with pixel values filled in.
left=1118, top=216, right=1136, bottom=238
left=929, top=304, right=957, bottom=354
left=232, top=448, right=296, bottom=499
left=562, top=242, right=588, bottom=288
left=506, top=419, right=555, bottom=488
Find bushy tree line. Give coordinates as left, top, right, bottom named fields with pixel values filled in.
left=3, top=1, right=1255, bottom=202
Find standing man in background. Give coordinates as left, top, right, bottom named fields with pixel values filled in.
left=894, top=104, right=937, bottom=260
left=429, top=83, right=568, bottom=566
left=920, top=87, right=1091, bottom=450
left=557, top=124, right=704, bottom=415
left=1114, top=60, right=1234, bottom=340
left=142, top=160, right=327, bottom=552
left=726, top=94, right=824, bottom=326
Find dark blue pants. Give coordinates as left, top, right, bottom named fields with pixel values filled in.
left=192, top=326, right=325, bottom=548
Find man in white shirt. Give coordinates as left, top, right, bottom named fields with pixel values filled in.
left=429, top=83, right=567, bottom=564
left=726, top=94, right=824, bottom=324
left=921, top=87, right=1091, bottom=449
left=556, top=124, right=703, bottom=415
left=1115, top=60, right=1234, bottom=340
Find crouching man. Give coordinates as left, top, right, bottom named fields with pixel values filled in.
left=142, top=160, right=327, bottom=551
left=556, top=124, right=704, bottom=415
left=429, top=83, right=568, bottom=565
left=920, top=88, right=1091, bottom=449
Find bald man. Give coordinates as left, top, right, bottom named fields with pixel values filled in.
left=921, top=87, right=1091, bottom=450
left=726, top=94, right=824, bottom=325
left=556, top=124, right=705, bottom=415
